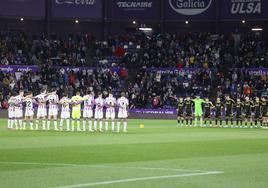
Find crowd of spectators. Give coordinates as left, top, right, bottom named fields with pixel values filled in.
left=94, top=32, right=268, bottom=69
left=0, top=32, right=267, bottom=109
left=127, top=68, right=267, bottom=109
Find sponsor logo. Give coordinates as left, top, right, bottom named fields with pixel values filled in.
left=230, top=0, right=261, bottom=15
left=116, top=1, right=152, bottom=8
left=55, top=0, right=95, bottom=5
left=169, top=0, right=212, bottom=15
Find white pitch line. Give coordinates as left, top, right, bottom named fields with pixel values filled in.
left=0, top=161, right=206, bottom=172
left=55, top=171, right=223, bottom=188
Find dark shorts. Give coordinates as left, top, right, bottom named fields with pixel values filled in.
left=185, top=110, right=192, bottom=117
left=177, top=110, right=184, bottom=117
left=204, top=112, right=211, bottom=118
left=215, top=110, right=221, bottom=118
left=225, top=110, right=232, bottom=117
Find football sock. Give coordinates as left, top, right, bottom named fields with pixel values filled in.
left=54, top=120, right=58, bottom=130
left=89, top=119, right=92, bottom=130
left=117, top=121, right=120, bottom=132
left=99, top=121, right=103, bottom=131
left=30, top=121, right=33, bottom=130
left=23, top=121, right=26, bottom=129
left=123, top=121, right=127, bottom=131
left=42, top=120, right=46, bottom=130
left=47, top=120, right=50, bottom=130
left=105, top=121, right=108, bottom=131
left=83, top=120, right=86, bottom=131
left=66, top=119, right=70, bottom=130
left=35, top=119, right=39, bottom=129
left=111, top=121, right=115, bottom=131
left=19, top=119, right=23, bottom=129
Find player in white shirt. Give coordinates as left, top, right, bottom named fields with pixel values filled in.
left=59, top=92, right=71, bottom=131
left=35, top=88, right=48, bottom=130
left=117, top=92, right=129, bottom=132
left=14, top=90, right=24, bottom=130
left=47, top=89, right=59, bottom=131
left=7, top=93, right=16, bottom=129
left=83, top=91, right=94, bottom=131
left=94, top=92, right=104, bottom=132
left=23, top=91, right=35, bottom=130
left=105, top=92, right=116, bottom=131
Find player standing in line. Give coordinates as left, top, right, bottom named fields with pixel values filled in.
left=7, top=93, right=16, bottom=129
left=59, top=92, right=71, bottom=131
left=94, top=92, right=104, bottom=132
left=14, top=90, right=24, bottom=130
left=261, top=96, right=268, bottom=128
left=35, top=89, right=48, bottom=130
left=192, top=95, right=205, bottom=127
left=203, top=98, right=214, bottom=127
left=234, top=98, right=244, bottom=128
left=253, top=97, right=261, bottom=128
left=105, top=92, right=116, bottom=131
left=177, top=97, right=184, bottom=127
left=184, top=97, right=193, bottom=127
left=82, top=91, right=94, bottom=132
left=71, top=91, right=84, bottom=131
left=117, top=92, right=129, bottom=132
left=23, top=91, right=35, bottom=130
left=214, top=97, right=224, bottom=127
left=47, top=90, right=59, bottom=131
left=244, top=96, right=254, bottom=128
left=225, top=95, right=235, bottom=128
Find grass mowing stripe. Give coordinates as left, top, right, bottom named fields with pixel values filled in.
left=55, top=171, right=224, bottom=188
left=0, top=161, right=209, bottom=172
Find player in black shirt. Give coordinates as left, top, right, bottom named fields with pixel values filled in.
left=261, top=96, right=268, bottom=128
left=184, top=97, right=193, bottom=127
left=234, top=98, right=244, bottom=128
left=214, top=97, right=224, bottom=127
left=225, top=95, right=235, bottom=128
left=203, top=98, right=214, bottom=127
left=244, top=96, right=254, bottom=128
left=253, top=97, right=261, bottom=128
left=177, top=97, right=184, bottom=127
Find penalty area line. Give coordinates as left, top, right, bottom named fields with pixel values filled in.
left=55, top=171, right=224, bottom=188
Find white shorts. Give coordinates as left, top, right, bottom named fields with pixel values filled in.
left=106, top=109, right=115, bottom=119
left=14, top=108, right=23, bottom=118
left=37, top=107, right=47, bottom=117
left=118, top=110, right=128, bottom=119
left=25, top=109, right=34, bottom=117
left=83, top=109, right=93, bottom=118
left=48, top=108, right=58, bottom=117
left=61, top=110, right=70, bottom=119
left=8, top=110, right=15, bottom=118
left=94, top=110, right=103, bottom=119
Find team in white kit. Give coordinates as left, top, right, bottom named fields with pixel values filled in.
left=7, top=89, right=129, bottom=132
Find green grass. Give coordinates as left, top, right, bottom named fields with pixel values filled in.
left=0, top=119, right=268, bottom=188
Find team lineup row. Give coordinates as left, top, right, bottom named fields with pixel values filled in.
left=175, top=95, right=268, bottom=129
left=7, top=89, right=129, bottom=132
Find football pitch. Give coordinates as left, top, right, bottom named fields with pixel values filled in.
left=0, top=119, right=268, bottom=188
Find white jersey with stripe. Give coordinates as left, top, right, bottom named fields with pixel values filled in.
left=24, top=98, right=34, bottom=111
left=117, top=97, right=129, bottom=111
left=35, top=94, right=47, bottom=109
left=105, top=96, right=116, bottom=111
left=94, top=97, right=104, bottom=111
left=8, top=97, right=15, bottom=112
left=83, top=95, right=94, bottom=110
left=47, top=94, right=59, bottom=109
left=60, top=97, right=70, bottom=111
left=14, top=95, right=24, bottom=109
